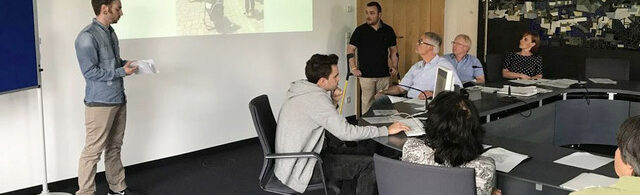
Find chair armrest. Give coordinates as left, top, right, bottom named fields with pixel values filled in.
left=265, top=152, right=323, bottom=164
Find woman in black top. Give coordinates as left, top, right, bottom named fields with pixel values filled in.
left=502, top=32, right=543, bottom=80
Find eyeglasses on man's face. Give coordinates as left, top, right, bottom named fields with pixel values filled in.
left=417, top=39, right=434, bottom=47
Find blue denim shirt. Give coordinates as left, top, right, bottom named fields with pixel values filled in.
left=75, top=19, right=127, bottom=105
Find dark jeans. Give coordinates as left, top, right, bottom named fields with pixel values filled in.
left=309, top=146, right=378, bottom=195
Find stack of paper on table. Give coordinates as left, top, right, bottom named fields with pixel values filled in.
left=497, top=86, right=538, bottom=96
left=403, top=98, right=427, bottom=106
left=560, top=173, right=617, bottom=191
left=589, top=78, right=617, bottom=84
left=509, top=79, right=539, bottom=85
left=553, top=152, right=613, bottom=170
left=481, top=147, right=529, bottom=172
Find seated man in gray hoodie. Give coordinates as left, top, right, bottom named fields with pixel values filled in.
left=274, top=54, right=410, bottom=194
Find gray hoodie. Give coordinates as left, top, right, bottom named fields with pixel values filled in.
left=274, top=80, right=388, bottom=193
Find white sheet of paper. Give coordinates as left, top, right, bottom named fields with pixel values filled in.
left=481, top=147, right=529, bottom=172
left=388, top=96, right=409, bottom=103
left=132, top=59, right=159, bottom=74
left=554, top=152, right=613, bottom=170
left=560, top=173, right=617, bottom=191
left=373, top=110, right=399, bottom=116
left=362, top=116, right=395, bottom=124
left=482, top=144, right=492, bottom=149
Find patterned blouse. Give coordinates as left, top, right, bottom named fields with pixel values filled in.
left=503, top=52, right=543, bottom=77
left=402, top=138, right=496, bottom=195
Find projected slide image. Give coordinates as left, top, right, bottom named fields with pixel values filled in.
left=178, top=0, right=264, bottom=35
left=115, top=0, right=312, bottom=39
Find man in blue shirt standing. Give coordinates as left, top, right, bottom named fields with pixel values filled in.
left=444, top=34, right=485, bottom=84
left=74, top=0, right=141, bottom=194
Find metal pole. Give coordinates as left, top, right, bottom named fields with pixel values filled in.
left=37, top=87, right=70, bottom=195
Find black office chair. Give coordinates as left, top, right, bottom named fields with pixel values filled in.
left=373, top=154, right=477, bottom=195
left=249, top=94, right=334, bottom=195
left=585, top=58, right=630, bottom=80
left=485, top=53, right=505, bottom=82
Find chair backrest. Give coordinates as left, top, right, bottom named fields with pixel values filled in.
left=485, top=53, right=505, bottom=82
left=585, top=58, right=630, bottom=80
left=373, top=154, right=477, bottom=195
left=249, top=94, right=278, bottom=187
left=249, top=94, right=278, bottom=155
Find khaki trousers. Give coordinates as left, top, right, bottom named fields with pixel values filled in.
left=77, top=105, right=128, bottom=195
left=359, top=77, right=390, bottom=114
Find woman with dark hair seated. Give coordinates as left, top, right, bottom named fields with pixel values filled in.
left=402, top=91, right=500, bottom=195
left=502, top=31, right=543, bottom=80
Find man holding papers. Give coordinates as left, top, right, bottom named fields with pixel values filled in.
left=571, top=116, right=640, bottom=195
left=74, top=0, right=142, bottom=194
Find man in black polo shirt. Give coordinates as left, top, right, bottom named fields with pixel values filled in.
left=348, top=1, right=398, bottom=114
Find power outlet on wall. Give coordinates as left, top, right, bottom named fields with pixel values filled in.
left=346, top=97, right=351, bottom=103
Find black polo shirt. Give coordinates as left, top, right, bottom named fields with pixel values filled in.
left=349, top=21, right=397, bottom=78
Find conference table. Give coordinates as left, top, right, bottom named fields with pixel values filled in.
left=361, top=80, right=640, bottom=195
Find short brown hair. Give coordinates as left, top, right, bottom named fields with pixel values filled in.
left=523, top=31, right=540, bottom=53
left=92, top=0, right=117, bottom=15
left=305, top=54, right=339, bottom=84
left=367, top=1, right=382, bottom=13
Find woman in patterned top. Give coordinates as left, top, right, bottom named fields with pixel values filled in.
left=402, top=91, right=500, bottom=195
left=502, top=31, right=543, bottom=80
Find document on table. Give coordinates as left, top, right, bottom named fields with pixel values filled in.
left=373, top=109, right=399, bottom=116
left=553, top=152, right=613, bottom=170
left=132, top=59, right=159, bottom=74
left=476, top=86, right=500, bottom=93
left=481, top=147, right=529, bottom=172
left=497, top=86, right=538, bottom=96
left=560, top=173, right=617, bottom=191
left=589, top=78, right=617, bottom=84
left=397, top=118, right=425, bottom=136
left=361, top=116, right=403, bottom=124
left=413, top=106, right=426, bottom=111
left=388, top=96, right=410, bottom=103
left=403, top=98, right=427, bottom=106
left=537, top=79, right=580, bottom=88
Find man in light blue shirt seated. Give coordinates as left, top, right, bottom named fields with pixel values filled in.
left=444, top=34, right=485, bottom=84
left=380, top=32, right=461, bottom=100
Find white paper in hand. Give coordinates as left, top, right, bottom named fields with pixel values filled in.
left=132, top=59, right=159, bottom=75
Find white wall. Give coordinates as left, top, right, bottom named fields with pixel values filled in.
left=0, top=0, right=357, bottom=193
left=444, top=0, right=479, bottom=56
